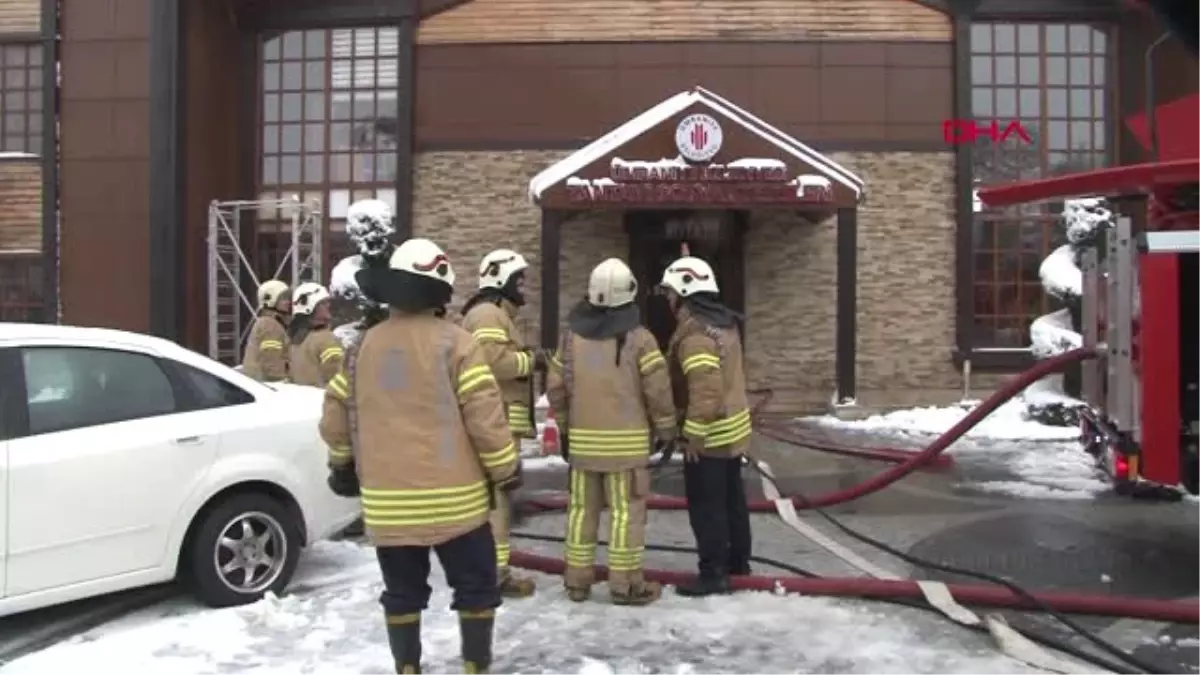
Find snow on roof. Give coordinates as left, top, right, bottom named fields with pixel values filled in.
left=528, top=86, right=866, bottom=203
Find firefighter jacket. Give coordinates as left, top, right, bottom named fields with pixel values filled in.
left=318, top=312, right=519, bottom=548
left=242, top=312, right=290, bottom=382
left=545, top=326, right=677, bottom=472
left=289, top=326, right=344, bottom=387
left=668, top=315, right=752, bottom=457
left=459, top=298, right=536, bottom=437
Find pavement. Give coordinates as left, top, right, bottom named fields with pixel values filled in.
left=2, top=426, right=1197, bottom=673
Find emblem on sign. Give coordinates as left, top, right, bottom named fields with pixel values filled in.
left=675, top=113, right=723, bottom=163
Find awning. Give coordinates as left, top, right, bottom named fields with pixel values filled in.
left=528, top=86, right=865, bottom=211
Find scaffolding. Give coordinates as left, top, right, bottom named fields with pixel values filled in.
left=206, top=197, right=324, bottom=365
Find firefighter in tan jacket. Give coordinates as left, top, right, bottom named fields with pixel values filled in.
left=242, top=279, right=291, bottom=382
left=319, top=238, right=521, bottom=675
left=288, top=282, right=345, bottom=387
left=660, top=256, right=753, bottom=598
left=545, top=258, right=677, bottom=606
left=459, top=248, right=542, bottom=598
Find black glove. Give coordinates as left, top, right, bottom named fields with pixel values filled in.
left=559, top=431, right=570, bottom=463
left=651, top=437, right=675, bottom=468
left=327, top=465, right=361, bottom=498
left=529, top=348, right=548, bottom=374
left=495, top=462, right=524, bottom=493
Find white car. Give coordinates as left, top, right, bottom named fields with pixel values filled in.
left=0, top=323, right=361, bottom=617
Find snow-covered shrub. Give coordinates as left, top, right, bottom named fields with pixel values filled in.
left=1025, top=197, right=1113, bottom=426
left=331, top=199, right=397, bottom=349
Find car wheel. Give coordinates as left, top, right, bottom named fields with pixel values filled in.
left=184, top=492, right=302, bottom=608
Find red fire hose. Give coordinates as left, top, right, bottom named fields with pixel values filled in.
left=514, top=346, right=1200, bottom=625
left=508, top=550, right=1198, bottom=624
left=529, top=347, right=1094, bottom=513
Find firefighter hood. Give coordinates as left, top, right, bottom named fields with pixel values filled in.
left=356, top=238, right=456, bottom=314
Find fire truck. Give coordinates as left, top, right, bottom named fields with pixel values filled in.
left=979, top=0, right=1198, bottom=499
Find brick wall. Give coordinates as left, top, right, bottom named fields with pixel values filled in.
left=413, top=149, right=965, bottom=414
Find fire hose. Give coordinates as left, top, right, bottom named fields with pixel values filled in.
left=507, top=347, right=1198, bottom=673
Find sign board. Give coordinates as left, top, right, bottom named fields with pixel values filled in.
left=675, top=113, right=723, bottom=162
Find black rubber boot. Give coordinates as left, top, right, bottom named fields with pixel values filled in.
left=459, top=609, right=496, bottom=673
left=384, top=613, right=422, bottom=674
left=730, top=563, right=752, bottom=576
left=674, top=575, right=732, bottom=598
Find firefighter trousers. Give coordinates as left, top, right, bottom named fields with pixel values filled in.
left=683, top=455, right=752, bottom=579
left=488, top=434, right=522, bottom=571
left=563, top=467, right=650, bottom=593
left=376, top=523, right=501, bottom=616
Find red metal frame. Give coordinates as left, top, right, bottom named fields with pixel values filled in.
left=974, top=93, right=1197, bottom=490
left=1137, top=252, right=1182, bottom=484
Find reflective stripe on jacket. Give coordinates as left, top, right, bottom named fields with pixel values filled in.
left=668, top=316, right=752, bottom=457
left=318, top=312, right=519, bottom=547
left=289, top=327, right=344, bottom=387
left=545, top=326, right=676, bottom=472
left=459, top=299, right=536, bottom=436
left=242, top=313, right=290, bottom=382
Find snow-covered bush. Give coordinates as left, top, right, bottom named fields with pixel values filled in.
left=330, top=199, right=397, bottom=349
left=1025, top=197, right=1113, bottom=426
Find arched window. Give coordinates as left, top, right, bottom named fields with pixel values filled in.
left=970, top=22, right=1112, bottom=348
left=256, top=28, right=399, bottom=281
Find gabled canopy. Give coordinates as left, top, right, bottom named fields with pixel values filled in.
left=528, top=86, right=865, bottom=208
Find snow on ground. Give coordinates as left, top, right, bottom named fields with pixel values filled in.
left=810, top=398, right=1077, bottom=442
left=804, top=399, right=1109, bottom=500
left=0, top=541, right=1038, bottom=675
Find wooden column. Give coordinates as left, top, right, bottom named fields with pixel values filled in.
left=148, top=0, right=185, bottom=340
left=394, top=10, right=416, bottom=240
left=835, top=207, right=858, bottom=402
left=540, top=209, right=562, bottom=349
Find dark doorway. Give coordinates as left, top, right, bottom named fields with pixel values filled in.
left=626, top=210, right=747, bottom=350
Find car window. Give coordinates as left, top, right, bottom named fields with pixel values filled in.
left=21, top=347, right=178, bottom=435
left=176, top=364, right=256, bottom=410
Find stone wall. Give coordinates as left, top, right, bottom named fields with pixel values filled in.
left=413, top=149, right=967, bottom=413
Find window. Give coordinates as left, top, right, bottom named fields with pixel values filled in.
left=0, top=252, right=42, bottom=322
left=21, top=347, right=177, bottom=435
left=0, top=43, right=42, bottom=154
left=176, top=364, right=256, bottom=410
left=257, top=28, right=399, bottom=280
left=970, top=22, right=1112, bottom=348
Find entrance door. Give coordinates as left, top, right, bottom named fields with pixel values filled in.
left=626, top=210, right=746, bottom=350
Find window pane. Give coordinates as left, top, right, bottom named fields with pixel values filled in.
left=1046, top=25, right=1067, bottom=53
left=179, top=365, right=255, bottom=410
left=305, top=60, right=324, bottom=89
left=971, top=24, right=992, bottom=52
left=1047, top=89, right=1067, bottom=117
left=22, top=347, right=177, bottom=435
left=1068, top=24, right=1092, bottom=54
left=1069, top=57, right=1090, bottom=86
left=1048, top=120, right=1069, bottom=149
left=262, top=156, right=278, bottom=184
left=304, top=30, right=326, bottom=59
left=1069, top=89, right=1091, bottom=117
left=1046, top=57, right=1067, bottom=85
left=304, top=154, right=324, bottom=182
left=281, top=92, right=302, bottom=122
left=263, top=63, right=280, bottom=91
left=304, top=92, right=325, bottom=121
left=995, top=56, right=1016, bottom=85
left=282, top=62, right=303, bottom=89
left=282, top=31, right=304, bottom=59
left=1018, top=56, right=1039, bottom=85
left=1019, top=89, right=1040, bottom=116
left=263, top=93, right=279, bottom=122
left=971, top=56, right=992, bottom=84
left=281, top=155, right=301, bottom=183
left=972, top=89, right=993, bottom=116
left=995, top=88, right=1017, bottom=117
left=994, top=24, right=1016, bottom=52
left=281, top=124, right=302, bottom=152
left=305, top=123, right=325, bottom=152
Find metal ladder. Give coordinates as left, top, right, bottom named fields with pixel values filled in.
left=206, top=197, right=325, bottom=365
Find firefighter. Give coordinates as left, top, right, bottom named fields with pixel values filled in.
left=659, top=256, right=753, bottom=597
left=319, top=237, right=522, bottom=675
left=288, top=282, right=345, bottom=387
left=459, top=248, right=541, bottom=598
left=545, top=257, right=677, bottom=606
left=242, top=279, right=291, bottom=382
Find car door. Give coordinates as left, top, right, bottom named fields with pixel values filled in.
left=0, top=346, right=24, bottom=599
left=5, top=343, right=219, bottom=597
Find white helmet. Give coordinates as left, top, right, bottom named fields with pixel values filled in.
left=478, top=249, right=528, bottom=291
left=388, top=238, right=456, bottom=287
left=661, top=256, right=719, bottom=296
left=257, top=279, right=290, bottom=310
left=587, top=258, right=638, bottom=308
left=292, top=282, right=331, bottom=316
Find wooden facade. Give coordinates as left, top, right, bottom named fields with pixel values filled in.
left=22, top=0, right=1190, bottom=395
left=417, top=0, right=951, bottom=43
left=0, top=158, right=40, bottom=252
left=0, top=0, right=39, bottom=35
